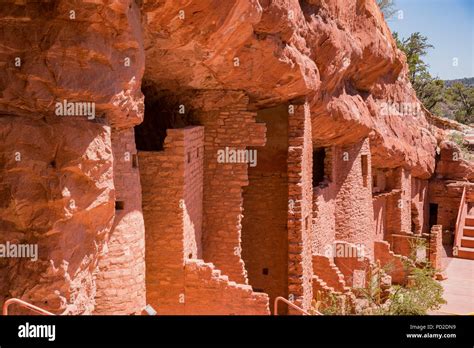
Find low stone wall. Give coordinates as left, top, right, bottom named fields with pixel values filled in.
left=312, top=255, right=347, bottom=292
left=183, top=260, right=269, bottom=315
left=374, top=241, right=412, bottom=285
left=333, top=242, right=372, bottom=289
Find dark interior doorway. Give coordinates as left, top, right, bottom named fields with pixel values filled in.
left=429, top=203, right=438, bottom=228
left=134, top=82, right=197, bottom=151
left=241, top=105, right=289, bottom=314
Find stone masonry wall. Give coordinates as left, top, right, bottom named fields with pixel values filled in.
left=241, top=105, right=289, bottom=314
left=183, top=128, right=204, bottom=260
left=399, top=168, right=413, bottom=234
left=312, top=255, right=347, bottom=292
left=384, top=168, right=413, bottom=239
left=311, top=145, right=337, bottom=255
left=194, top=91, right=266, bottom=285
left=429, top=180, right=465, bottom=232
left=373, top=193, right=389, bottom=241
left=139, top=126, right=268, bottom=314
left=334, top=138, right=375, bottom=260
left=183, top=260, right=270, bottom=315
left=411, top=178, right=429, bottom=234
left=287, top=102, right=313, bottom=313
left=374, top=241, right=410, bottom=285
left=333, top=242, right=372, bottom=289
left=139, top=137, right=185, bottom=314
left=428, top=225, right=443, bottom=271
left=95, top=128, right=146, bottom=314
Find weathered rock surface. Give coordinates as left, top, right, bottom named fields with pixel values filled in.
left=0, top=117, right=114, bottom=314
left=141, top=0, right=436, bottom=178
left=0, top=0, right=145, bottom=128
left=0, top=0, right=466, bottom=315
left=0, top=0, right=142, bottom=314
left=435, top=141, right=474, bottom=181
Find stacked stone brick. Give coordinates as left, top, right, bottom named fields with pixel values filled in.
left=95, top=128, right=146, bottom=314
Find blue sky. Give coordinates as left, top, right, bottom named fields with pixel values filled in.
left=387, top=0, right=473, bottom=80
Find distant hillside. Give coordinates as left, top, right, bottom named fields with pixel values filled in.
left=444, top=77, right=474, bottom=87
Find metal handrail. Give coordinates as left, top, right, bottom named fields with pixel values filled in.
left=274, top=296, right=321, bottom=315
left=454, top=186, right=467, bottom=255
left=3, top=298, right=55, bottom=316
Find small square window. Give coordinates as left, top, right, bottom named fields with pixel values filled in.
left=262, top=268, right=269, bottom=275
left=115, top=201, right=125, bottom=210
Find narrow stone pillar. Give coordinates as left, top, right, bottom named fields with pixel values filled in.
left=287, top=102, right=313, bottom=313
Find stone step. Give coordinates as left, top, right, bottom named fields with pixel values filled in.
left=463, top=226, right=474, bottom=237
left=465, top=217, right=474, bottom=227
left=461, top=236, right=474, bottom=248
left=329, top=263, right=347, bottom=288
left=457, top=247, right=474, bottom=260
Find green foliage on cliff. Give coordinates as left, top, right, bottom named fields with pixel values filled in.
left=376, top=0, right=397, bottom=19
left=376, top=1, right=473, bottom=124
left=394, top=32, right=474, bottom=125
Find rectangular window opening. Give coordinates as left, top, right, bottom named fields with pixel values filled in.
left=115, top=201, right=125, bottom=211
left=132, top=154, right=138, bottom=168
left=312, top=148, right=326, bottom=187
left=361, top=154, right=368, bottom=187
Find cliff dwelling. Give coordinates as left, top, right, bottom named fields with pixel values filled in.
left=0, top=0, right=473, bottom=319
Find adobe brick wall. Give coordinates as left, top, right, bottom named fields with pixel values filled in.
left=382, top=168, right=412, bottom=239
left=411, top=177, right=429, bottom=234
left=312, top=185, right=337, bottom=254
left=193, top=91, right=266, bottom=285
left=139, top=126, right=204, bottom=314
left=183, top=128, right=204, bottom=259
left=287, top=102, right=313, bottom=313
left=334, top=138, right=375, bottom=259
left=241, top=105, right=289, bottom=314
left=428, top=225, right=443, bottom=271
left=95, top=128, right=146, bottom=314
left=184, top=260, right=269, bottom=315
left=333, top=242, right=372, bottom=289
left=138, top=125, right=269, bottom=315
left=312, top=146, right=337, bottom=255
left=312, top=255, right=346, bottom=292
left=429, top=179, right=465, bottom=232
left=390, top=233, right=429, bottom=262
left=373, top=193, right=389, bottom=241
left=374, top=240, right=410, bottom=285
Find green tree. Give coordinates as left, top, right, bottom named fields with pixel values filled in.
left=394, top=32, right=445, bottom=112
left=445, top=82, right=474, bottom=124
left=377, top=0, right=397, bottom=19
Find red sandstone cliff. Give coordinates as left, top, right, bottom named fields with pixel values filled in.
left=142, top=0, right=437, bottom=177
left=0, top=0, right=468, bottom=315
